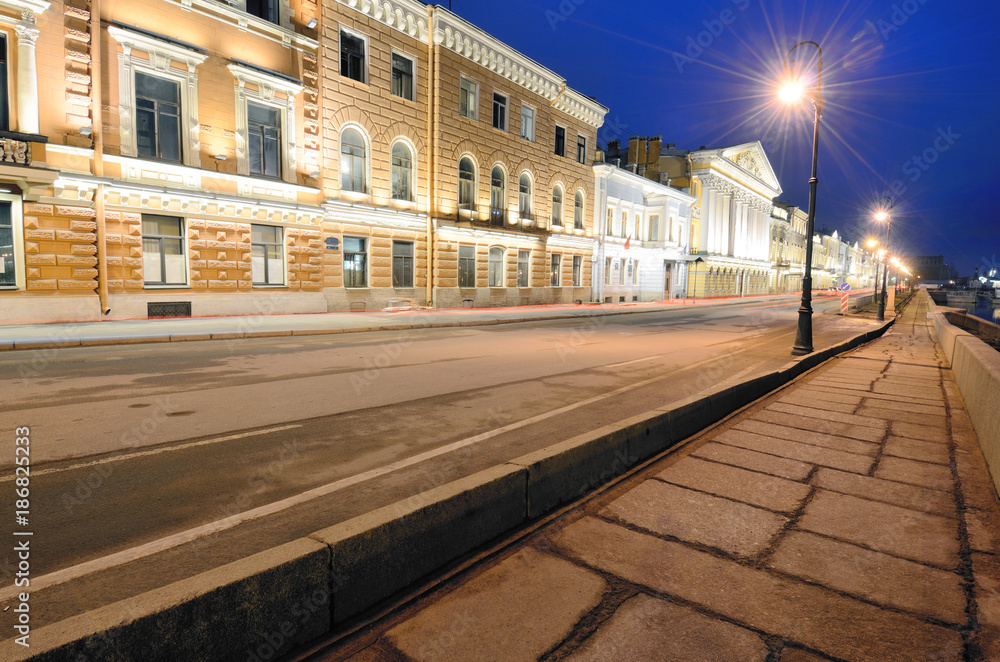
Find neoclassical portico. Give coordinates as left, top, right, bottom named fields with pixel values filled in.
left=687, top=141, right=781, bottom=298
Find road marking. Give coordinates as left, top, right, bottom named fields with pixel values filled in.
left=0, top=351, right=734, bottom=601
left=0, top=425, right=303, bottom=482
left=603, top=355, right=662, bottom=368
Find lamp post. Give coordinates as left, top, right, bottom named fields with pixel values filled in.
left=866, top=238, right=880, bottom=296
left=875, top=197, right=893, bottom=320
left=780, top=41, right=824, bottom=356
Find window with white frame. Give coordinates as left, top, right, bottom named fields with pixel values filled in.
left=633, top=259, right=639, bottom=285
left=245, top=0, right=279, bottom=24
left=108, top=25, right=208, bottom=169
left=621, top=211, right=628, bottom=238
left=251, top=224, right=284, bottom=286
left=577, top=134, right=587, bottom=164
left=552, top=186, right=563, bottom=226
left=459, top=245, right=476, bottom=288
left=606, top=208, right=614, bottom=236
left=517, top=249, right=530, bottom=287
left=490, top=165, right=506, bottom=223
left=604, top=257, right=611, bottom=285
left=340, top=127, right=367, bottom=193
left=392, top=241, right=414, bottom=288
left=460, top=77, right=478, bottom=120
left=343, top=236, right=367, bottom=288
left=488, top=247, right=504, bottom=287
left=649, top=214, right=660, bottom=241
left=572, top=255, right=582, bottom=286
left=458, top=157, right=476, bottom=211
left=340, top=28, right=367, bottom=83
left=492, top=92, right=508, bottom=131
left=142, top=215, right=186, bottom=286
left=0, top=201, right=15, bottom=287
left=520, top=104, right=535, bottom=141
left=228, top=62, right=303, bottom=183
left=574, top=191, right=585, bottom=230
left=550, top=253, right=561, bottom=287
left=554, top=126, right=566, bottom=156
left=391, top=52, right=415, bottom=101
left=519, top=173, right=532, bottom=220
left=391, top=141, right=414, bottom=201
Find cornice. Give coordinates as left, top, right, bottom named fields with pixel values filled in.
left=228, top=62, right=304, bottom=96
left=335, top=0, right=428, bottom=41
left=0, top=0, right=49, bottom=18
left=108, top=24, right=210, bottom=70
left=165, top=0, right=318, bottom=52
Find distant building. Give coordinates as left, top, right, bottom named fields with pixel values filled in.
left=910, top=255, right=958, bottom=283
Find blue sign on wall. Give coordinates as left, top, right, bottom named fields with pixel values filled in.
left=325, top=237, right=340, bottom=251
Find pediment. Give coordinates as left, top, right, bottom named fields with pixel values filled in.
left=721, top=142, right=781, bottom=194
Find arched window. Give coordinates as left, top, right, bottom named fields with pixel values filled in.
left=551, top=186, right=563, bottom=227
left=488, top=246, right=505, bottom=287
left=340, top=128, right=367, bottom=193
left=458, top=157, right=476, bottom=211
left=519, top=173, right=532, bottom=221
left=391, top=142, right=413, bottom=201
left=574, top=191, right=585, bottom=229
left=490, top=165, right=506, bottom=224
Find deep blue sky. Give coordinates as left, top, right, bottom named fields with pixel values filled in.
left=441, top=0, right=999, bottom=277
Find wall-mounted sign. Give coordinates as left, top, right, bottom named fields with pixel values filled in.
left=325, top=237, right=340, bottom=251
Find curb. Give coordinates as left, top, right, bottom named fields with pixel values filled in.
left=0, top=294, right=833, bottom=353
left=18, top=317, right=896, bottom=661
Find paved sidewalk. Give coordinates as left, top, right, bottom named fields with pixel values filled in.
left=332, top=290, right=1000, bottom=662
left=0, top=291, right=864, bottom=351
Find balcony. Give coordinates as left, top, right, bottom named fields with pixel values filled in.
left=465, top=208, right=551, bottom=236
left=0, top=131, right=48, bottom=167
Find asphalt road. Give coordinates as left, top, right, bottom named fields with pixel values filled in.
left=0, top=293, right=883, bottom=632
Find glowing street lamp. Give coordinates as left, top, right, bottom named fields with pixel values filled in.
left=875, top=197, right=893, bottom=320
left=780, top=40, right=824, bottom=356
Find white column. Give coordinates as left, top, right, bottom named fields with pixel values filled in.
left=15, top=19, right=40, bottom=135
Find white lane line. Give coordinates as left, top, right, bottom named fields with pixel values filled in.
left=603, top=355, right=663, bottom=369
left=0, top=350, right=731, bottom=601
left=0, top=425, right=304, bottom=483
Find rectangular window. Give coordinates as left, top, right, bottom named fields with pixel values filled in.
left=459, top=245, right=476, bottom=288
left=572, top=255, right=582, bottom=287
left=606, top=208, right=614, bottom=236
left=392, top=241, right=414, bottom=288
left=649, top=215, right=660, bottom=242
left=577, top=135, right=587, bottom=164
left=391, top=52, right=414, bottom=101
left=633, top=260, right=640, bottom=285
left=247, top=102, right=281, bottom=179
left=0, top=35, right=8, bottom=132
left=517, top=249, right=530, bottom=287
left=245, top=0, right=278, bottom=24
left=343, top=236, right=367, bottom=288
left=489, top=249, right=504, bottom=287
left=554, top=126, right=566, bottom=157
left=621, top=211, right=628, bottom=238
left=492, top=92, right=507, bottom=131
left=604, top=257, right=611, bottom=286
left=251, top=224, right=284, bottom=286
left=460, top=77, right=478, bottom=120
left=0, top=202, right=13, bottom=286
left=340, top=30, right=366, bottom=83
left=135, top=72, right=181, bottom=162
left=520, top=104, right=535, bottom=141
left=550, top=253, right=561, bottom=287
left=142, top=215, right=186, bottom=285
left=619, top=260, right=626, bottom=285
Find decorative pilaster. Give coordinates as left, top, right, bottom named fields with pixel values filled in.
left=15, top=13, right=40, bottom=135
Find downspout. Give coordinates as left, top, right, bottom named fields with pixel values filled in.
left=90, top=0, right=109, bottom=315
left=425, top=5, right=437, bottom=307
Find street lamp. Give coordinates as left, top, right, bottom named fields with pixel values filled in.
left=780, top=41, right=824, bottom=356
left=866, top=238, right=880, bottom=293
left=875, top=197, right=893, bottom=320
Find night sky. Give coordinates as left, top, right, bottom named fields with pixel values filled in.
left=439, top=0, right=999, bottom=278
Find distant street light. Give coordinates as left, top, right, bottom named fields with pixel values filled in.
left=780, top=41, right=824, bottom=356
left=866, top=238, right=880, bottom=292
left=875, top=197, right=893, bottom=320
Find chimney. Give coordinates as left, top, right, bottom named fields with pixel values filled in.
left=627, top=136, right=643, bottom=169
left=646, top=136, right=662, bottom=182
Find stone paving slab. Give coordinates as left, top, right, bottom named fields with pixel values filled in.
left=655, top=456, right=811, bottom=514
left=799, top=383, right=944, bottom=406
left=883, top=436, right=951, bottom=465
left=690, top=442, right=813, bottom=481
left=385, top=547, right=605, bottom=662
left=774, top=393, right=858, bottom=414
left=780, top=648, right=834, bottom=662
left=965, top=506, right=1000, bottom=553
left=599, top=480, right=787, bottom=559
left=565, top=593, right=770, bottom=662
left=716, top=429, right=874, bottom=474
left=750, top=408, right=885, bottom=443
left=811, top=468, right=957, bottom=519
left=892, top=420, right=950, bottom=444
left=872, top=382, right=942, bottom=400
left=780, top=389, right=862, bottom=406
left=767, top=530, right=967, bottom=624
left=797, top=491, right=960, bottom=569
left=854, top=405, right=948, bottom=427
left=766, top=402, right=888, bottom=429
left=972, top=552, right=1000, bottom=660
left=875, top=455, right=954, bottom=492
left=551, top=517, right=964, bottom=662
left=734, top=419, right=879, bottom=456
left=859, top=397, right=948, bottom=417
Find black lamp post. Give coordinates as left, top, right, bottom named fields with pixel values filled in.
left=876, top=197, right=893, bottom=321
left=781, top=41, right=824, bottom=356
